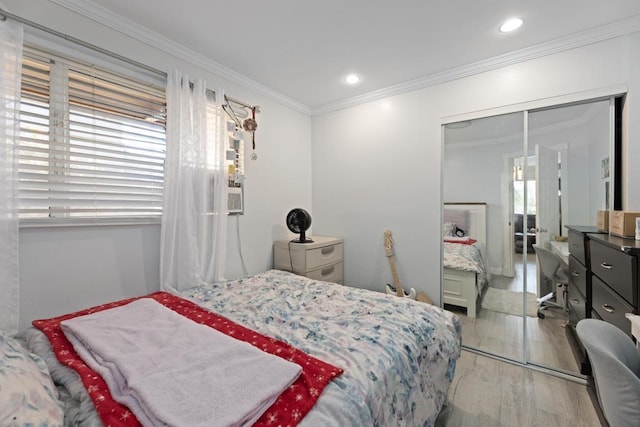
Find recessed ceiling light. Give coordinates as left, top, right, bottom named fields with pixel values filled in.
left=499, top=17, right=523, bottom=33
left=345, top=74, right=360, bottom=85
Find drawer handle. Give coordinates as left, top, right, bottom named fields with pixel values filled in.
left=321, top=246, right=335, bottom=255
left=572, top=244, right=579, bottom=248
left=600, top=262, right=614, bottom=270
left=321, top=265, right=335, bottom=276
left=571, top=271, right=580, bottom=277
left=571, top=298, right=580, bottom=305
left=602, top=304, right=615, bottom=313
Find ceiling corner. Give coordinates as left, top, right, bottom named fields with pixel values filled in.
left=49, top=0, right=312, bottom=116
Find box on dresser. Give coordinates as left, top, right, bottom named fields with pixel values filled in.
left=608, top=210, right=640, bottom=237
left=596, top=210, right=609, bottom=231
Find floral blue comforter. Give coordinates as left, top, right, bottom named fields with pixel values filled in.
left=444, top=242, right=490, bottom=293
left=183, top=269, right=462, bottom=427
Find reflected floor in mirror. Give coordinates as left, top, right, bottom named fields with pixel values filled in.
left=439, top=350, right=600, bottom=427
left=445, top=254, right=579, bottom=373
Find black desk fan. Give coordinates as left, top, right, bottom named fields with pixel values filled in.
left=286, top=208, right=313, bottom=243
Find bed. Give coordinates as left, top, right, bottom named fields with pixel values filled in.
left=7, top=269, right=461, bottom=426
left=443, top=203, right=490, bottom=318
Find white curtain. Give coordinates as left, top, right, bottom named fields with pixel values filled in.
left=0, top=16, right=22, bottom=335
left=160, top=70, right=228, bottom=292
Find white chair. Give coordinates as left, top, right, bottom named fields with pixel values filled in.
left=577, top=319, right=640, bottom=427
left=532, top=244, right=568, bottom=319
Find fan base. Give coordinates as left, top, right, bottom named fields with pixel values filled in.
left=291, top=238, right=314, bottom=243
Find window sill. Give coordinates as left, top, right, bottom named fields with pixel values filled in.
left=19, top=217, right=161, bottom=228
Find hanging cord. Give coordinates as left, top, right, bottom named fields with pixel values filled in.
left=235, top=214, right=249, bottom=277
left=250, top=107, right=257, bottom=150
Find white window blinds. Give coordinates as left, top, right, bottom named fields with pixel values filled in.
left=18, top=46, right=166, bottom=224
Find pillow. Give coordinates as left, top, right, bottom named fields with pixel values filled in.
left=443, top=221, right=456, bottom=237
left=0, top=331, right=64, bottom=427
left=443, top=209, right=469, bottom=233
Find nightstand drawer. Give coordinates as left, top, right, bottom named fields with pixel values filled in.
left=592, top=276, right=634, bottom=337
left=590, top=239, right=635, bottom=305
left=306, top=243, right=343, bottom=270
left=307, top=262, right=343, bottom=284
left=273, top=236, right=344, bottom=280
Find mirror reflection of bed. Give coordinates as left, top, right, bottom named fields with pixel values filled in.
left=442, top=203, right=489, bottom=318
left=442, top=202, right=576, bottom=369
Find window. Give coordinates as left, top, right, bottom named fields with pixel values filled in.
left=18, top=46, right=166, bottom=224
left=513, top=180, right=536, bottom=215
left=513, top=156, right=536, bottom=215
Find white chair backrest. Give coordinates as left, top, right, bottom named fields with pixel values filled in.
left=532, top=245, right=561, bottom=281
left=577, top=319, right=640, bottom=427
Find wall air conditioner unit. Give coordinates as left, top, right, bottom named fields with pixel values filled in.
left=228, top=186, right=243, bottom=214
left=207, top=174, right=244, bottom=215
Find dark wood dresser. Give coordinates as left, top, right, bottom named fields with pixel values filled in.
left=587, top=233, right=640, bottom=336
left=565, top=225, right=606, bottom=375
left=569, top=231, right=640, bottom=426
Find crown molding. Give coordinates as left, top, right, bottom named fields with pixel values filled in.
left=311, top=14, right=640, bottom=116
left=49, top=0, right=311, bottom=115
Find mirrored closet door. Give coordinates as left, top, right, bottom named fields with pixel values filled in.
left=442, top=96, right=619, bottom=376
left=443, top=112, right=526, bottom=363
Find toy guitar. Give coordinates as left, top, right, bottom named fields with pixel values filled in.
left=383, top=230, right=417, bottom=299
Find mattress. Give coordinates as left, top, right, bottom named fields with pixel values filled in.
left=19, top=269, right=461, bottom=426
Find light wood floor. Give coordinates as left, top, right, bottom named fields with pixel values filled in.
left=453, top=304, right=578, bottom=373
left=438, top=350, right=603, bottom=427
left=447, top=254, right=578, bottom=374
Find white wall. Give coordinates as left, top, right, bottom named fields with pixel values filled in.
left=560, top=126, right=591, bottom=226
left=587, top=105, right=613, bottom=219
left=443, top=138, right=521, bottom=274
left=311, top=34, right=640, bottom=304
left=441, top=104, right=608, bottom=275
left=9, top=1, right=640, bottom=321
left=7, top=0, right=312, bottom=328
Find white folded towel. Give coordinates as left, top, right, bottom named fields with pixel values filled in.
left=61, top=298, right=301, bottom=427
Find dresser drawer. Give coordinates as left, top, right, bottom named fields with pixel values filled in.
left=306, top=262, right=343, bottom=284
left=591, top=276, right=634, bottom=337
left=590, top=240, right=636, bottom=305
left=306, top=242, right=343, bottom=270
left=568, top=230, right=586, bottom=265
left=568, top=255, right=587, bottom=297
left=567, top=281, right=587, bottom=324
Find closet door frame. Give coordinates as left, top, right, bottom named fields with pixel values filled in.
left=441, top=84, right=626, bottom=378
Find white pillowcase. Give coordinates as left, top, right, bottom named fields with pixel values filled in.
left=443, top=221, right=456, bottom=237
left=0, top=331, right=64, bottom=427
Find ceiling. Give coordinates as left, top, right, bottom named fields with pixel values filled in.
left=64, top=1, right=640, bottom=113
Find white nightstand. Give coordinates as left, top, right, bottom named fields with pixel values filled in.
left=273, top=236, right=343, bottom=283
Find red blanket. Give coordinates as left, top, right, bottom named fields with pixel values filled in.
left=444, top=238, right=477, bottom=245
left=33, top=292, right=343, bottom=427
